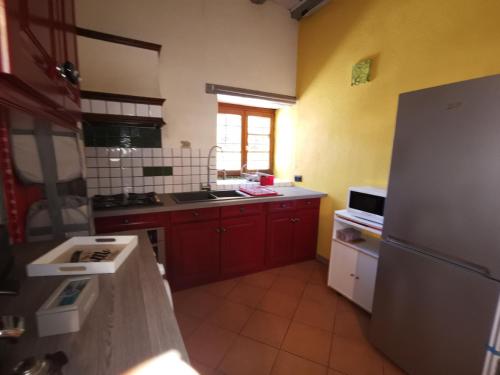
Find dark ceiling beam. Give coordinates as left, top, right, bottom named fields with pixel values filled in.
left=76, top=27, right=162, bottom=53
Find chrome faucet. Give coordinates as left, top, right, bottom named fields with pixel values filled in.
left=201, top=145, right=222, bottom=191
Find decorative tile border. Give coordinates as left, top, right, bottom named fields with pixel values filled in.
left=81, top=99, right=162, bottom=118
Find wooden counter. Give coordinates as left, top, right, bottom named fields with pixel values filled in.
left=0, top=231, right=189, bottom=374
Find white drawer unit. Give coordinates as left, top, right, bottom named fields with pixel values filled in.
left=328, top=209, right=382, bottom=312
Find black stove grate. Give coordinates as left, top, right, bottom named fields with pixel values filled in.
left=92, top=192, right=162, bottom=210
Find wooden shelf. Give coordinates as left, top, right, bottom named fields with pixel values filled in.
left=334, top=209, right=382, bottom=235
left=333, top=238, right=379, bottom=259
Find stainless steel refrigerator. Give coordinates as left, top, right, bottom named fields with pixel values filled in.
left=369, top=75, right=500, bottom=375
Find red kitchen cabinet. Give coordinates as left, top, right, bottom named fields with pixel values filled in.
left=293, top=208, right=319, bottom=261
left=0, top=0, right=80, bottom=126
left=170, top=220, right=221, bottom=289
left=220, top=214, right=265, bottom=277
left=266, top=212, right=295, bottom=267
left=266, top=200, right=320, bottom=267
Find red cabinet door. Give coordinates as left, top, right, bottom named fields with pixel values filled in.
left=220, top=215, right=265, bottom=277
left=4, top=0, right=63, bottom=107
left=293, top=208, right=319, bottom=261
left=170, top=220, right=220, bottom=289
left=266, top=212, right=294, bottom=267
left=54, top=0, right=79, bottom=114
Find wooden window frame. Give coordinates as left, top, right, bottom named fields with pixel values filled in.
left=217, top=103, right=275, bottom=177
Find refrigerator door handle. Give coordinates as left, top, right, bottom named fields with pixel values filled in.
left=483, top=295, right=500, bottom=375
left=386, top=236, right=491, bottom=277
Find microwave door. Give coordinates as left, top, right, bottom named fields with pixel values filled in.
left=349, top=191, right=385, bottom=223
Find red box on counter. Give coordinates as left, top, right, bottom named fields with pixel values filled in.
left=259, top=174, right=274, bottom=186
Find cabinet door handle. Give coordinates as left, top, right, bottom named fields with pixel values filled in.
left=192, top=211, right=200, bottom=217
left=349, top=273, right=355, bottom=277
left=306, top=201, right=312, bottom=205
left=280, top=203, right=288, bottom=208
left=215, top=228, right=221, bottom=233
left=355, top=276, right=360, bottom=280
left=56, top=61, right=81, bottom=84
left=123, top=219, right=130, bottom=224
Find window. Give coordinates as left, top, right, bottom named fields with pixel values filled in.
left=216, top=103, right=274, bottom=175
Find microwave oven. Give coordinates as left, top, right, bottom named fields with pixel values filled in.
left=347, top=186, right=387, bottom=224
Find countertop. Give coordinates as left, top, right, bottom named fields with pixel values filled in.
left=0, top=231, right=189, bottom=374
left=93, top=186, right=327, bottom=218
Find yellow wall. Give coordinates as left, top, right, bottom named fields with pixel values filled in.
left=279, top=0, right=500, bottom=259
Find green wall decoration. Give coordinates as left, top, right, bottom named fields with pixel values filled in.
left=351, top=59, right=372, bottom=86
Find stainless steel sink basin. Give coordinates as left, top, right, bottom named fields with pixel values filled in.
left=210, top=190, right=248, bottom=199
left=171, top=190, right=250, bottom=204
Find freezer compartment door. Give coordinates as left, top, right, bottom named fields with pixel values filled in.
left=370, top=241, right=500, bottom=375
left=383, top=75, right=500, bottom=278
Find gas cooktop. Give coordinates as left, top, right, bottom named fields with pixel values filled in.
left=92, top=192, right=162, bottom=210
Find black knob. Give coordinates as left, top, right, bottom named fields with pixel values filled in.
left=57, top=61, right=80, bottom=85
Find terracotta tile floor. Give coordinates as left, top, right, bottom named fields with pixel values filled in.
left=173, top=260, right=406, bottom=375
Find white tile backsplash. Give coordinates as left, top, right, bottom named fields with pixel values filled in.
left=106, top=101, right=121, bottom=115
left=110, top=168, right=121, bottom=178
left=85, top=146, right=293, bottom=197
left=121, top=102, right=136, bottom=116
left=122, top=168, right=133, bottom=177
left=136, top=104, right=148, bottom=117
left=153, top=148, right=162, bottom=158
left=81, top=99, right=91, bottom=113
left=149, top=105, right=162, bottom=117
left=90, top=100, right=106, bottom=114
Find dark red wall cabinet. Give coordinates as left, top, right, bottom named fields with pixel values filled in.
left=94, top=199, right=321, bottom=290
left=0, top=0, right=80, bottom=127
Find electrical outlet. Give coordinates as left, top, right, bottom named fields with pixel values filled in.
left=294, top=175, right=303, bottom=182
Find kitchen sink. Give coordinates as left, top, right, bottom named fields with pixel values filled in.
left=171, top=190, right=250, bottom=204
left=210, top=190, right=248, bottom=199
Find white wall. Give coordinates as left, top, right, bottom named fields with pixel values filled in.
left=75, top=0, right=298, bottom=150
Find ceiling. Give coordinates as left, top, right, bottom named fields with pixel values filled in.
left=270, top=0, right=305, bottom=11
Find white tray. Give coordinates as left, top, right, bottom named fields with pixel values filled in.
left=27, top=236, right=138, bottom=277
